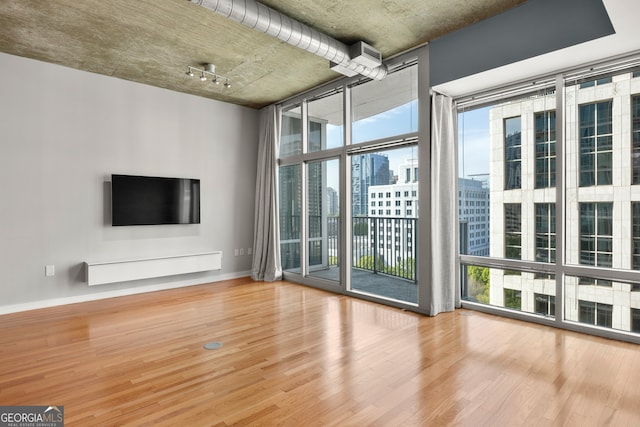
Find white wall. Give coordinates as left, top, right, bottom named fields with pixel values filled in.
left=0, top=53, right=259, bottom=312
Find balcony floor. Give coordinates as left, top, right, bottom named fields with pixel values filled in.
left=308, top=267, right=417, bottom=304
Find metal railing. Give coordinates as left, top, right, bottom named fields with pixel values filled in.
left=353, top=216, right=417, bottom=282
left=280, top=215, right=417, bottom=282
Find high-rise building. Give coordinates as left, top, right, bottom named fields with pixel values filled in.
left=367, top=159, right=418, bottom=218
left=364, top=159, right=418, bottom=272
left=459, top=178, right=490, bottom=256
left=352, top=153, right=391, bottom=216
left=326, top=187, right=338, bottom=217
left=488, top=71, right=640, bottom=331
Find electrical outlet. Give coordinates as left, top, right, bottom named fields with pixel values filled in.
left=247, top=247, right=253, bottom=255
left=234, top=249, right=240, bottom=256
left=239, top=248, right=245, bottom=256
left=45, top=265, right=55, bottom=277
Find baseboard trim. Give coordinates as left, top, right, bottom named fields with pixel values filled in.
left=0, top=270, right=252, bottom=315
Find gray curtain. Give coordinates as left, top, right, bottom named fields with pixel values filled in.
left=251, top=105, right=282, bottom=281
left=428, top=94, right=460, bottom=315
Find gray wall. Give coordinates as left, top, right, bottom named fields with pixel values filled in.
left=0, top=52, right=259, bottom=310
left=430, top=0, right=614, bottom=86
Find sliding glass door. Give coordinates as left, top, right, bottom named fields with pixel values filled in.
left=276, top=48, right=428, bottom=312
left=347, top=60, right=420, bottom=304
left=306, top=158, right=340, bottom=283
left=279, top=164, right=301, bottom=274
left=350, top=146, right=418, bottom=303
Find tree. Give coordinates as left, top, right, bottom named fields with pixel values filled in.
left=355, top=255, right=384, bottom=271
left=353, top=221, right=368, bottom=236
left=386, top=257, right=415, bottom=280
left=467, top=265, right=490, bottom=304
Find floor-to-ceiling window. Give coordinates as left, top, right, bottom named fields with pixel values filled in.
left=279, top=104, right=303, bottom=273
left=279, top=163, right=302, bottom=273
left=348, top=63, right=419, bottom=304
left=458, top=83, right=556, bottom=315
left=276, top=49, right=428, bottom=311
left=306, top=157, right=341, bottom=282
left=458, top=58, right=640, bottom=342
left=350, top=145, right=418, bottom=303
left=563, top=69, right=640, bottom=334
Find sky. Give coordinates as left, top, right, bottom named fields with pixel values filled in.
left=458, top=106, right=491, bottom=179
left=323, top=102, right=419, bottom=191
left=320, top=101, right=490, bottom=193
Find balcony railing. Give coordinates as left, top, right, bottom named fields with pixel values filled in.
left=353, top=216, right=417, bottom=282
left=280, top=215, right=417, bottom=282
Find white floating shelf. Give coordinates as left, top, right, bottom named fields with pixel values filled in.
left=86, top=251, right=222, bottom=286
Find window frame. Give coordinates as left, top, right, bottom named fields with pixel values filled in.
left=457, top=61, right=640, bottom=344
left=276, top=47, right=430, bottom=313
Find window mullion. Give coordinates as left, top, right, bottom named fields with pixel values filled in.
left=554, top=74, right=565, bottom=325
left=298, top=101, right=309, bottom=278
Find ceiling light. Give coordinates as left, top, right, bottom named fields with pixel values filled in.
left=185, top=64, right=232, bottom=89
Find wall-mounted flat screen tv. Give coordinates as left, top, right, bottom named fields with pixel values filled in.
left=111, top=174, right=200, bottom=226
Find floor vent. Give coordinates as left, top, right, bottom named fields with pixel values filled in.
left=203, top=341, right=223, bottom=350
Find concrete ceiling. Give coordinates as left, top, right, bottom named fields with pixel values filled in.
left=0, top=0, right=527, bottom=109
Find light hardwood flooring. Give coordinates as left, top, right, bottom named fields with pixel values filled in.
left=1, top=277, right=639, bottom=426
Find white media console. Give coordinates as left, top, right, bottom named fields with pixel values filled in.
left=85, top=251, right=222, bottom=286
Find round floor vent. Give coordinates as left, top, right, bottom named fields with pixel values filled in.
left=203, top=341, right=223, bottom=350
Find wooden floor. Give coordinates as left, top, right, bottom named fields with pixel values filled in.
left=1, top=278, right=639, bottom=426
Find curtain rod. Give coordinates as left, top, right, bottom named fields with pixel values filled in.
left=454, top=50, right=640, bottom=110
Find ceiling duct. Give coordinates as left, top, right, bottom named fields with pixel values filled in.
left=189, top=0, right=388, bottom=80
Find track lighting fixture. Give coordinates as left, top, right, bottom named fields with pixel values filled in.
left=185, top=64, right=232, bottom=89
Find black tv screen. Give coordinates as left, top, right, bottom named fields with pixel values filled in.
left=111, top=174, right=200, bottom=226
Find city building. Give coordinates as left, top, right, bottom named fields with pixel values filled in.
left=365, top=158, right=418, bottom=279
left=366, top=159, right=492, bottom=278
left=2, top=1, right=640, bottom=425
left=352, top=153, right=391, bottom=216
left=488, top=71, right=640, bottom=331
left=459, top=178, right=490, bottom=256
left=368, top=158, right=418, bottom=218
left=326, top=186, right=339, bottom=217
